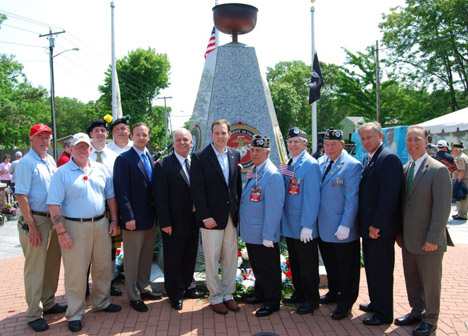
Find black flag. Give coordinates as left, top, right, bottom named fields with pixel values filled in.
left=308, top=53, right=323, bottom=104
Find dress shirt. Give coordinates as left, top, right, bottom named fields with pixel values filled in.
left=107, top=140, right=134, bottom=155
left=211, top=143, right=229, bottom=184
left=408, top=153, right=428, bottom=180
left=174, top=151, right=190, bottom=182
left=90, top=145, right=118, bottom=176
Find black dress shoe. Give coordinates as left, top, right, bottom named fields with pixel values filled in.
left=255, top=305, right=280, bottom=317
left=184, top=288, right=205, bottom=299
left=320, top=293, right=337, bottom=304
left=296, top=302, right=319, bottom=315
left=282, top=294, right=304, bottom=305
left=453, top=215, right=467, bottom=220
left=331, top=307, right=351, bottom=320
left=359, top=303, right=375, bottom=313
left=130, top=300, right=149, bottom=312
left=171, top=299, right=183, bottom=310
left=394, top=313, right=422, bottom=326
left=412, top=322, right=436, bottom=336
left=111, top=286, right=122, bottom=296
left=43, top=303, right=67, bottom=315
left=141, top=291, right=163, bottom=301
left=102, top=303, right=122, bottom=313
left=245, top=296, right=264, bottom=304
left=68, top=320, right=82, bottom=333
left=28, top=318, right=49, bottom=332
left=363, top=315, right=392, bottom=326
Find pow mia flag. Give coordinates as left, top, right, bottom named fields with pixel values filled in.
left=308, top=52, right=323, bottom=104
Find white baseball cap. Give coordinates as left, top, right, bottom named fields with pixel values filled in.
left=437, top=140, right=448, bottom=148
left=15, top=151, right=22, bottom=157
left=71, top=133, right=91, bottom=146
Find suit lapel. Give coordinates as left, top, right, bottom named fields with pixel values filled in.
left=227, top=147, right=236, bottom=186
left=322, top=152, right=344, bottom=186
left=132, top=148, right=150, bottom=183
left=408, top=157, right=429, bottom=199
left=207, top=145, right=228, bottom=185
left=171, top=154, right=189, bottom=186
left=361, top=144, right=383, bottom=180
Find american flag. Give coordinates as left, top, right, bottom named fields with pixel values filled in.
left=246, top=168, right=258, bottom=180
left=279, top=163, right=294, bottom=177
left=204, top=27, right=216, bottom=59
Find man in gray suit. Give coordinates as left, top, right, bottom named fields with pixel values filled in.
left=395, top=125, right=452, bottom=336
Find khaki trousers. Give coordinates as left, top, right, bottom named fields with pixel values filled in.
left=456, top=197, right=468, bottom=218
left=61, top=217, right=111, bottom=321
left=201, top=217, right=238, bottom=305
left=18, top=214, right=61, bottom=322
left=122, top=226, right=157, bottom=301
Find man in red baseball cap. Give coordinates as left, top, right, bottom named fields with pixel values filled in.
left=15, top=123, right=66, bottom=332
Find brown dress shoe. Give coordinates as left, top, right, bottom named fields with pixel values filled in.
left=211, top=302, right=228, bottom=315
left=224, top=299, right=240, bottom=312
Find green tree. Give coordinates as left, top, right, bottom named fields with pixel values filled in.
left=98, top=48, right=171, bottom=122
left=379, top=0, right=468, bottom=111
left=55, top=97, right=101, bottom=139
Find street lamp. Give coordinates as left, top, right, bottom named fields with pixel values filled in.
left=48, top=45, right=79, bottom=161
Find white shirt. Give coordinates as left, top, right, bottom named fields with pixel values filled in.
left=108, top=140, right=134, bottom=155
left=174, top=151, right=190, bottom=182
left=211, top=143, right=229, bottom=184
left=408, top=153, right=428, bottom=180
left=90, top=145, right=118, bottom=176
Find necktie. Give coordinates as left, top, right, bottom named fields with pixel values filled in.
left=288, top=158, right=293, bottom=166
left=406, top=161, right=415, bottom=195
left=141, top=153, right=152, bottom=181
left=185, top=158, right=191, bottom=181
left=364, top=155, right=370, bottom=169
left=322, top=160, right=334, bottom=181
left=95, top=151, right=103, bottom=163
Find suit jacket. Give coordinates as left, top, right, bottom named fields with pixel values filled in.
left=113, top=148, right=156, bottom=230
left=358, top=144, right=403, bottom=239
left=281, top=150, right=321, bottom=239
left=317, top=150, right=362, bottom=243
left=240, top=159, right=285, bottom=244
left=153, top=153, right=198, bottom=237
left=402, top=155, right=452, bottom=254
left=190, top=144, right=242, bottom=229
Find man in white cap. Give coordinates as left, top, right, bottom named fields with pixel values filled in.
left=47, top=133, right=121, bottom=333
left=432, top=140, right=457, bottom=178
left=9, top=151, right=23, bottom=192
left=452, top=143, right=468, bottom=221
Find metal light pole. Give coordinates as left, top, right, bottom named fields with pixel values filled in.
left=311, top=0, right=317, bottom=153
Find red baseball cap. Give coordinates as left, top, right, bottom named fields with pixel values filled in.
left=30, top=123, right=53, bottom=137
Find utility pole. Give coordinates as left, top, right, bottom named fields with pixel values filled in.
left=375, top=40, right=381, bottom=123
left=157, top=96, right=172, bottom=149
left=40, top=28, right=65, bottom=161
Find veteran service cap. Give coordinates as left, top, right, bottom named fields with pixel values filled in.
left=250, top=134, right=270, bottom=148
left=287, top=127, right=307, bottom=139
left=324, top=128, right=343, bottom=140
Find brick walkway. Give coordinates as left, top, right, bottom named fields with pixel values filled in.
left=1, top=243, right=467, bottom=336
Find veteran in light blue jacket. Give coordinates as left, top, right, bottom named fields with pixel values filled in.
left=240, top=135, right=285, bottom=317
left=280, top=127, right=322, bottom=315
left=317, top=128, right=362, bottom=321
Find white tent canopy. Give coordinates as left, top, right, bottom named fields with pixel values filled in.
left=418, top=107, right=468, bottom=133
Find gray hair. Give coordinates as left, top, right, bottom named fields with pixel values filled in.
left=172, top=128, right=192, bottom=142
left=358, top=121, right=382, bottom=135
left=63, top=139, right=72, bottom=148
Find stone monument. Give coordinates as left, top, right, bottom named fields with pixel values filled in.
left=190, top=3, right=287, bottom=173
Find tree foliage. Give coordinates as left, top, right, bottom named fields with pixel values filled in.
left=98, top=48, right=171, bottom=123
left=379, top=0, right=468, bottom=111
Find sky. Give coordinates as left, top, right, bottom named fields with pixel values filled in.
left=0, top=0, right=406, bottom=130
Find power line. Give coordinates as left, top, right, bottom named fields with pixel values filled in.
left=0, top=10, right=63, bottom=30
left=0, top=40, right=44, bottom=48
left=1, top=23, right=40, bottom=34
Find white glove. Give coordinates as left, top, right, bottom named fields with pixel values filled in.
left=300, top=227, right=313, bottom=243
left=335, top=225, right=350, bottom=240
left=263, top=239, right=274, bottom=248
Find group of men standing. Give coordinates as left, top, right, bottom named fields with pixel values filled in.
left=15, top=117, right=452, bottom=336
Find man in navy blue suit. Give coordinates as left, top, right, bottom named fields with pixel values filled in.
left=113, top=122, right=162, bottom=313
left=357, top=122, right=403, bottom=326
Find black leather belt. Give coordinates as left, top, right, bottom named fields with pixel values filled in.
left=31, top=210, right=50, bottom=217
left=64, top=214, right=105, bottom=223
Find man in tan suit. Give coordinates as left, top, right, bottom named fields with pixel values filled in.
left=394, top=125, right=452, bottom=336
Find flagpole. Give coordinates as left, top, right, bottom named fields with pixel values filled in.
left=111, top=1, right=118, bottom=120
left=310, top=1, right=317, bottom=153
left=214, top=0, right=219, bottom=47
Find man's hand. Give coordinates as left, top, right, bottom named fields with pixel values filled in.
left=335, top=225, right=350, bottom=241
left=125, top=220, right=136, bottom=231
left=161, top=226, right=172, bottom=235
left=263, top=239, right=274, bottom=248
left=422, top=242, right=438, bottom=252
left=369, top=225, right=380, bottom=239
left=300, top=227, right=313, bottom=243
left=203, top=217, right=217, bottom=229
left=109, top=222, right=119, bottom=237
left=57, top=232, right=74, bottom=249
left=28, top=223, right=42, bottom=247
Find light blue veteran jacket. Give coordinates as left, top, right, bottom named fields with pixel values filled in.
left=240, top=158, right=285, bottom=244
left=317, top=150, right=362, bottom=243
left=281, top=150, right=321, bottom=240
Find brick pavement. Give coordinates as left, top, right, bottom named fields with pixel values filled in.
left=1, top=243, right=468, bottom=336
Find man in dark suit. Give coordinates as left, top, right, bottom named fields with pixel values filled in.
left=191, top=119, right=242, bottom=315
left=153, top=128, right=203, bottom=311
left=357, top=122, right=403, bottom=326
left=113, top=122, right=162, bottom=313
left=394, top=125, right=452, bottom=336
